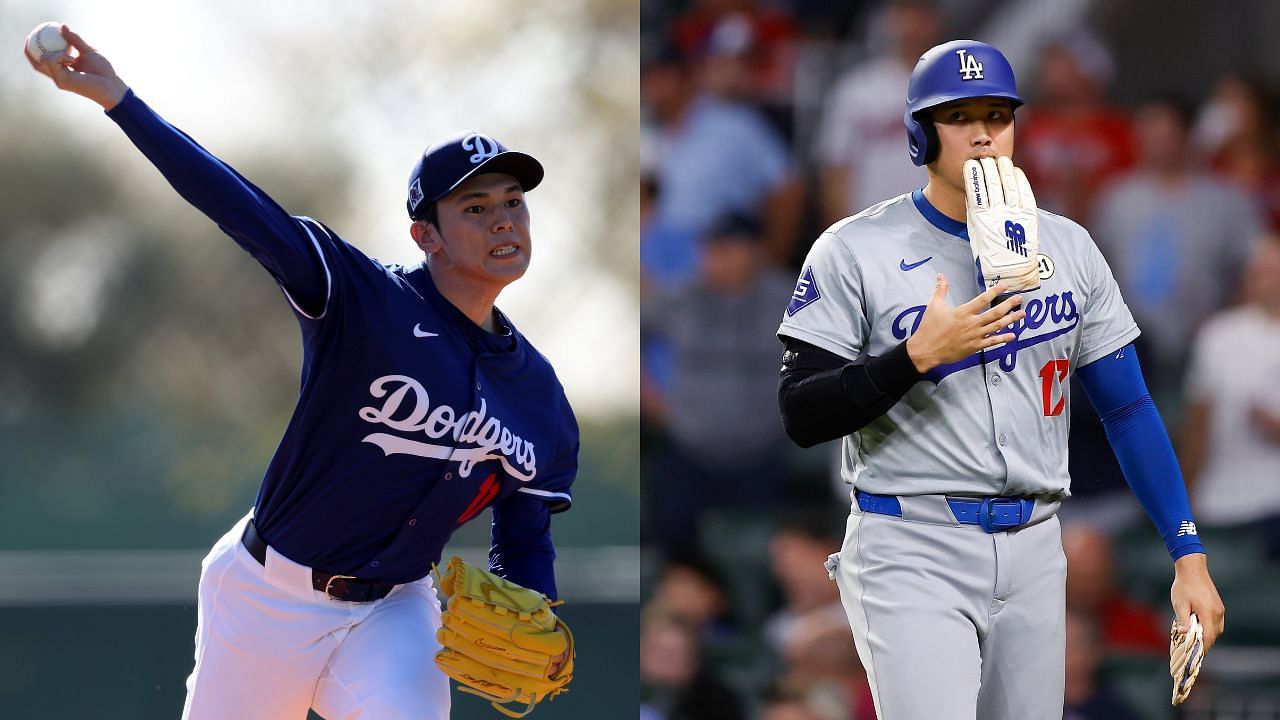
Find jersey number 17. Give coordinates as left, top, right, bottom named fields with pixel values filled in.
left=1039, top=359, right=1069, bottom=416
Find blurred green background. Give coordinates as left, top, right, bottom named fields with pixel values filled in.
left=0, top=1, right=639, bottom=718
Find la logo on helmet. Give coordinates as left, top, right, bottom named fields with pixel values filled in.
left=956, top=49, right=984, bottom=80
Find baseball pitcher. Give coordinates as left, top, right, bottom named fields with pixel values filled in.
left=28, top=25, right=576, bottom=719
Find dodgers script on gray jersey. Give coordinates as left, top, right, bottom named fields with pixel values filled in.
left=778, top=192, right=1140, bottom=498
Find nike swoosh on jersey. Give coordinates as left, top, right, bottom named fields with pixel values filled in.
left=413, top=324, right=439, bottom=338
left=899, top=256, right=933, bottom=271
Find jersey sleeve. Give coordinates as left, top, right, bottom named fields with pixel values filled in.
left=776, top=231, right=869, bottom=361
left=488, top=377, right=577, bottom=598
left=515, top=391, right=578, bottom=513
left=285, top=216, right=390, bottom=343
left=1075, top=229, right=1141, bottom=368
left=106, top=90, right=330, bottom=316
left=489, top=491, right=558, bottom=599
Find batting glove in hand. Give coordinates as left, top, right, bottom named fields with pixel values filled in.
left=963, top=156, right=1040, bottom=295
left=1170, top=613, right=1205, bottom=706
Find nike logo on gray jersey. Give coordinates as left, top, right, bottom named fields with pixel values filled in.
left=413, top=324, right=439, bottom=338
left=899, top=256, right=933, bottom=271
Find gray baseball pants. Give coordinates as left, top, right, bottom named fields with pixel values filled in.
left=828, top=495, right=1066, bottom=720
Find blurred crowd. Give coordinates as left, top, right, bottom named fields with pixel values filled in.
left=640, top=1, right=1280, bottom=718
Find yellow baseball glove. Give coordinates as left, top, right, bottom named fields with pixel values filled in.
left=434, top=557, right=574, bottom=718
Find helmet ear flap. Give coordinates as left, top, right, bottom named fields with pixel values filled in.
left=921, top=119, right=939, bottom=165
left=904, top=110, right=938, bottom=167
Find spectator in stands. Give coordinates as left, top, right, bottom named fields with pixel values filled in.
left=760, top=513, right=875, bottom=720
left=641, top=703, right=664, bottom=720
left=668, top=0, right=798, bottom=107
left=641, top=124, right=698, bottom=292
left=642, top=213, right=797, bottom=552
left=642, top=39, right=802, bottom=266
left=1063, top=610, right=1144, bottom=720
left=641, top=610, right=745, bottom=720
left=1091, top=95, right=1262, bottom=394
left=812, top=0, right=939, bottom=225
left=1195, top=73, right=1280, bottom=231
left=649, top=551, right=737, bottom=640
left=774, top=608, right=876, bottom=720
left=1181, top=235, right=1280, bottom=560
left=761, top=679, right=858, bottom=720
left=1018, top=30, right=1137, bottom=223
left=1062, top=523, right=1167, bottom=655
left=763, top=514, right=843, bottom=655
left=641, top=132, right=692, bottom=440
left=761, top=696, right=828, bottom=720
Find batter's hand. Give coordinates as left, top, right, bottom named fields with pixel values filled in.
left=906, top=274, right=1025, bottom=373
left=1171, top=553, right=1225, bottom=651
left=24, top=25, right=128, bottom=110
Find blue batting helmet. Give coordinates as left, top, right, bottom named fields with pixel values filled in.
left=904, top=40, right=1022, bottom=166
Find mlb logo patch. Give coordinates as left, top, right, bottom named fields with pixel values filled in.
left=408, top=178, right=424, bottom=210
left=786, top=266, right=822, bottom=316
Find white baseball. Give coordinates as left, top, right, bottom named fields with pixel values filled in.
left=25, top=22, right=68, bottom=62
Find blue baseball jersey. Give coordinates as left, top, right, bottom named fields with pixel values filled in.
left=107, top=90, right=577, bottom=595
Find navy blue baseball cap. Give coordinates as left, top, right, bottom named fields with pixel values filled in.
left=406, top=131, right=544, bottom=220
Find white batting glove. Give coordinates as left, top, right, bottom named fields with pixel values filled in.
left=1170, top=613, right=1205, bottom=706
left=963, top=156, right=1040, bottom=295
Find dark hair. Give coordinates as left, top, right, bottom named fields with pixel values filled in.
left=416, top=201, right=440, bottom=229
left=705, top=211, right=763, bottom=243
left=775, top=507, right=841, bottom=543
left=661, top=549, right=729, bottom=593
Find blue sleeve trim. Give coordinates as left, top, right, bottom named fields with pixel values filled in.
left=1078, top=344, right=1205, bottom=560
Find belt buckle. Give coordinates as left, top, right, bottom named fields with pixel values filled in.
left=323, top=574, right=358, bottom=602
left=978, top=498, right=1024, bottom=533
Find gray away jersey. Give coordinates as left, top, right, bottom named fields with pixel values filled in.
left=778, top=190, right=1140, bottom=498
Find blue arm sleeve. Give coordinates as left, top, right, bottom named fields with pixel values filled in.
left=1077, top=344, right=1205, bottom=560
left=105, top=90, right=328, bottom=315
left=490, top=492, right=557, bottom=599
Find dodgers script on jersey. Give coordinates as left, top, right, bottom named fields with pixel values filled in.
left=107, top=92, right=578, bottom=588
left=252, top=223, right=579, bottom=584
left=778, top=190, right=1139, bottom=498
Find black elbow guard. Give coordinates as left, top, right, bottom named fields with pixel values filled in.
left=778, top=338, right=923, bottom=446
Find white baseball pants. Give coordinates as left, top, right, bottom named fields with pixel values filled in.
left=181, top=514, right=449, bottom=720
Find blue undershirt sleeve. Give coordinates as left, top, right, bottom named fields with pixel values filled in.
left=1076, top=344, right=1205, bottom=560
left=105, top=89, right=328, bottom=315
left=489, top=492, right=558, bottom=599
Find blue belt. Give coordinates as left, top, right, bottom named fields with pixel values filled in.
left=855, top=490, right=1036, bottom=534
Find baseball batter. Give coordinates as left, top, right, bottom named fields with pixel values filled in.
left=778, top=40, right=1225, bottom=718
left=28, top=26, right=577, bottom=719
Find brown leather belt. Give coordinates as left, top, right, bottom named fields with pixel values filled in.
left=240, top=518, right=397, bottom=603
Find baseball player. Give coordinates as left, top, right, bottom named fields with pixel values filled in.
left=28, top=26, right=577, bottom=719
left=777, top=40, right=1225, bottom=718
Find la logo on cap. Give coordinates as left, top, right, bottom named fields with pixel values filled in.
left=462, top=133, right=500, bottom=164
